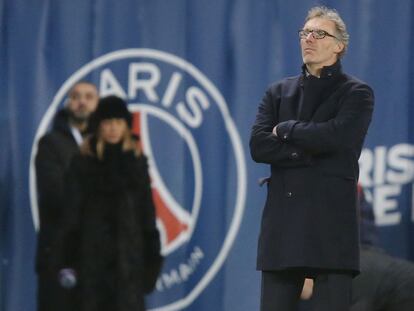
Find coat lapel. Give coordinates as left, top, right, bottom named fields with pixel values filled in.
left=311, top=75, right=349, bottom=121
left=277, top=77, right=303, bottom=122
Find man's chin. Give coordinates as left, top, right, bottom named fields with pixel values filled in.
left=302, top=57, right=315, bottom=65
left=69, top=113, right=89, bottom=124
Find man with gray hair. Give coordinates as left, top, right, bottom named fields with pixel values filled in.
left=250, top=6, right=374, bottom=311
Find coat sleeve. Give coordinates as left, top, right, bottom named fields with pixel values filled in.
left=249, top=87, right=314, bottom=166
left=275, top=83, right=374, bottom=154
left=138, top=155, right=163, bottom=293
left=35, top=136, right=66, bottom=221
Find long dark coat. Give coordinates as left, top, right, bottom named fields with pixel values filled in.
left=35, top=109, right=80, bottom=311
left=36, top=109, right=80, bottom=272
left=57, top=139, right=162, bottom=311
left=250, top=61, right=374, bottom=276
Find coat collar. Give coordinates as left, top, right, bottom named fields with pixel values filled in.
left=301, top=60, right=342, bottom=79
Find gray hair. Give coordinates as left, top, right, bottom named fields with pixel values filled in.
left=305, top=6, right=349, bottom=58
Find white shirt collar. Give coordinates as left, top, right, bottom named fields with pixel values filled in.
left=70, top=126, right=83, bottom=146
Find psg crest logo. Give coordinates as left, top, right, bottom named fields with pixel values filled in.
left=30, top=49, right=247, bottom=310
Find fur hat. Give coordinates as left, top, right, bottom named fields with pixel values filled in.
left=89, top=95, right=132, bottom=132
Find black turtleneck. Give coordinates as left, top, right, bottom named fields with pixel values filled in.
left=298, top=60, right=344, bottom=121
left=103, top=142, right=123, bottom=164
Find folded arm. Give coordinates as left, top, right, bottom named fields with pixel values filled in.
left=249, top=88, right=314, bottom=166
left=275, top=84, right=374, bottom=154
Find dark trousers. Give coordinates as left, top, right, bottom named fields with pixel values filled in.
left=260, top=270, right=352, bottom=311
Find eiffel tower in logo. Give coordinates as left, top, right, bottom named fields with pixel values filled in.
left=132, top=112, right=192, bottom=255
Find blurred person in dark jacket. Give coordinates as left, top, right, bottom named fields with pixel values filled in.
left=35, top=81, right=98, bottom=311
left=351, top=186, right=414, bottom=311
left=56, top=96, right=163, bottom=311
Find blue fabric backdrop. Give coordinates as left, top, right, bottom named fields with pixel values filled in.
left=1, top=1, right=413, bottom=310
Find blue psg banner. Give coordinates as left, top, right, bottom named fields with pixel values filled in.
left=1, top=1, right=413, bottom=310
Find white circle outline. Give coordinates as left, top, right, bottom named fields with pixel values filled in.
left=29, top=48, right=247, bottom=311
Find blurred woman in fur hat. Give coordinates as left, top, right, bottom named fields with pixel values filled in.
left=55, top=95, right=163, bottom=311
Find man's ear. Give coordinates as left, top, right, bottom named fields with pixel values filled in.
left=334, top=41, right=345, bottom=55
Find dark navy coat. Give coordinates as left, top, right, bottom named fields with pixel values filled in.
left=250, top=61, right=374, bottom=276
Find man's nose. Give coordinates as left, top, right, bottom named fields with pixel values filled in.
left=305, top=32, right=315, bottom=41
left=78, top=98, right=87, bottom=107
